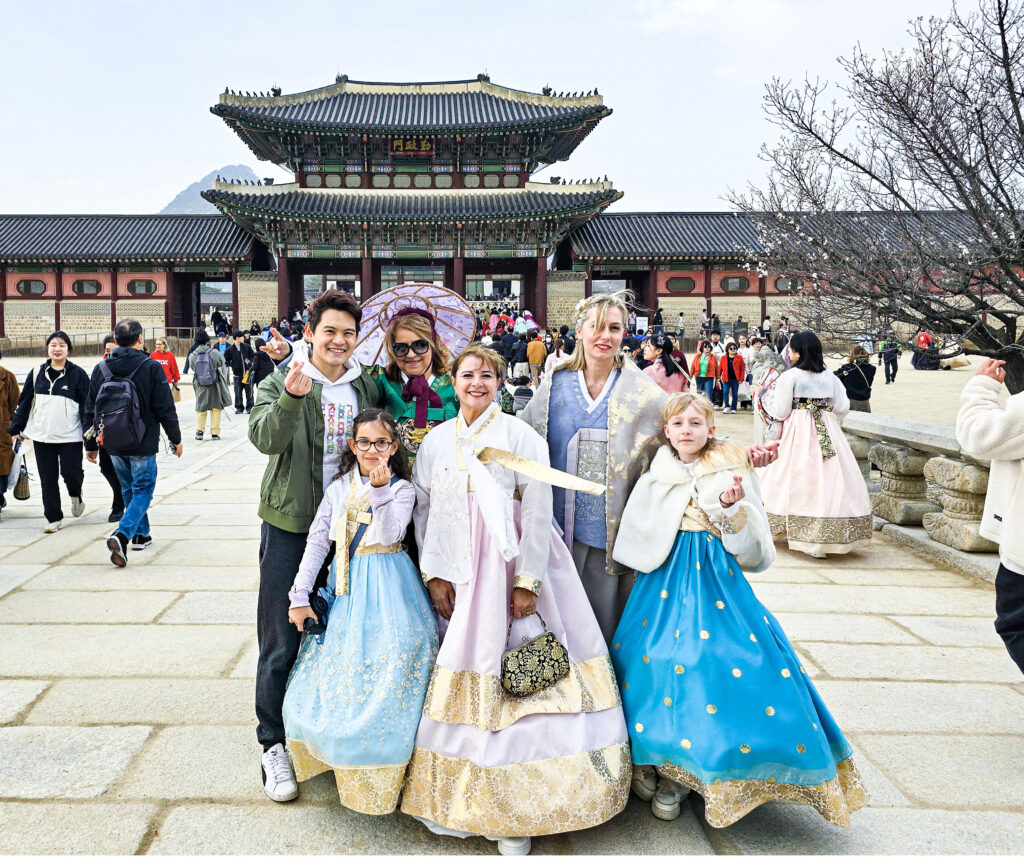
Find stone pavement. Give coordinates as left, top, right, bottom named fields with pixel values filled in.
left=1, top=386, right=1022, bottom=855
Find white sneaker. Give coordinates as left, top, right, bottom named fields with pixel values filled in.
left=45, top=520, right=63, bottom=533
left=651, top=779, right=689, bottom=821
left=260, top=743, right=298, bottom=802
left=71, top=496, right=85, bottom=517
left=497, top=837, right=531, bottom=856
left=631, top=764, right=657, bottom=802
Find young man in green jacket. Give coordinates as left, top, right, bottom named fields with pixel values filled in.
left=248, top=289, right=379, bottom=802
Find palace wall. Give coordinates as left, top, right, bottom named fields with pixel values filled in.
left=237, top=272, right=279, bottom=328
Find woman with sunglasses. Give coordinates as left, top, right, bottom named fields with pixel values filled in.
left=365, top=308, right=459, bottom=463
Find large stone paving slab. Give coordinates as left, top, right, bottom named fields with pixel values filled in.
left=800, top=642, right=1022, bottom=683
left=0, top=725, right=151, bottom=798
left=0, top=590, right=177, bottom=623
left=814, top=680, right=1024, bottom=734
left=822, top=569, right=979, bottom=588
left=754, top=584, right=996, bottom=616
left=25, top=564, right=258, bottom=592
left=772, top=612, right=922, bottom=644
left=890, top=615, right=1004, bottom=648
left=0, top=564, right=47, bottom=599
left=158, top=591, right=258, bottom=624
left=0, top=680, right=49, bottom=724
left=0, top=803, right=157, bottom=855
left=150, top=539, right=260, bottom=565
left=856, top=733, right=1024, bottom=808
left=27, top=679, right=256, bottom=725
left=564, top=796, right=713, bottom=854
left=0, top=625, right=251, bottom=677
left=702, top=803, right=1024, bottom=854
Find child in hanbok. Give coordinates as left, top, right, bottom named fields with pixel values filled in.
left=610, top=392, right=866, bottom=828
left=401, top=346, right=629, bottom=856
left=283, top=408, right=437, bottom=814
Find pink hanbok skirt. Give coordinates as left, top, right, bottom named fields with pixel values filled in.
left=757, top=408, right=873, bottom=555
left=400, top=495, right=630, bottom=838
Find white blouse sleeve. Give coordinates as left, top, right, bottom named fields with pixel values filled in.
left=288, top=487, right=336, bottom=608
left=411, top=442, right=434, bottom=580
left=698, top=470, right=776, bottom=573
left=832, top=373, right=851, bottom=420
left=767, top=370, right=796, bottom=421
left=510, top=423, right=554, bottom=595
left=363, top=480, right=415, bottom=546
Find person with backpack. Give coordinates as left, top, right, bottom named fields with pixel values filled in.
left=224, top=330, right=255, bottom=414
left=187, top=331, right=232, bottom=440
left=97, top=335, right=127, bottom=522
left=85, top=319, right=182, bottom=566
left=9, top=331, right=91, bottom=532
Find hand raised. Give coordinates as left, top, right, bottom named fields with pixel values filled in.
left=283, top=363, right=312, bottom=397
left=747, top=440, right=779, bottom=468
left=260, top=327, right=293, bottom=362
left=977, top=359, right=1006, bottom=383
left=369, top=463, right=392, bottom=488
left=719, top=474, right=746, bottom=506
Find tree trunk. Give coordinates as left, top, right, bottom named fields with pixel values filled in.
left=1001, top=355, right=1024, bottom=396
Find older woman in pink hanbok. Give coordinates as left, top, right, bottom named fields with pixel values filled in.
left=756, top=331, right=872, bottom=558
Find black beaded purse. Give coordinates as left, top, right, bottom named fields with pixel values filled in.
left=500, top=612, right=570, bottom=698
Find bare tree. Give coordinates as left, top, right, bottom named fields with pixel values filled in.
left=732, top=0, right=1024, bottom=393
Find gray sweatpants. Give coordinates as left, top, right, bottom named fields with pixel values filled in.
left=571, top=541, right=634, bottom=646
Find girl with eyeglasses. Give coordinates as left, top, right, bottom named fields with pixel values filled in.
left=364, top=308, right=459, bottom=464
left=282, top=408, right=437, bottom=816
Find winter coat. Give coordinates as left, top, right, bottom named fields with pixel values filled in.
left=689, top=353, right=719, bottom=380
left=720, top=353, right=746, bottom=383
left=0, top=366, right=19, bottom=475
left=250, top=351, right=275, bottom=388
left=836, top=361, right=875, bottom=402
left=224, top=342, right=254, bottom=377
left=150, top=350, right=180, bottom=385
left=186, top=346, right=232, bottom=412
left=10, top=360, right=90, bottom=444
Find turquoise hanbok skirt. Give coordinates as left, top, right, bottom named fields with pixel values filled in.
left=610, top=530, right=866, bottom=827
left=283, top=550, right=437, bottom=814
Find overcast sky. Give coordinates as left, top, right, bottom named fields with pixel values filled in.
left=0, top=0, right=943, bottom=214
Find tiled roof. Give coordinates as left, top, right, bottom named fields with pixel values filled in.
left=202, top=181, right=621, bottom=222
left=567, top=212, right=762, bottom=259
left=212, top=77, right=610, bottom=133
left=0, top=214, right=262, bottom=263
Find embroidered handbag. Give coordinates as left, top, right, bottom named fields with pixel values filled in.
left=501, top=612, right=570, bottom=698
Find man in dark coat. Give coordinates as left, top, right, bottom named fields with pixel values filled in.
left=224, top=330, right=255, bottom=413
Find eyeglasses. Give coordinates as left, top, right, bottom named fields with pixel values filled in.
left=354, top=438, right=393, bottom=452
left=392, top=339, right=430, bottom=357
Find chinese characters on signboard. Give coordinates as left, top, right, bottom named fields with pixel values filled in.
left=390, top=137, right=434, bottom=156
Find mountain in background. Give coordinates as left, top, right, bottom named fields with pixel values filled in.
left=159, top=164, right=261, bottom=214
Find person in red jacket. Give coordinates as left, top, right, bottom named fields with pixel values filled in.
left=151, top=338, right=181, bottom=392
left=719, top=342, right=747, bottom=414
left=689, top=340, right=718, bottom=402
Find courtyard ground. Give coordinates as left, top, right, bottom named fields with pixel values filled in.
left=0, top=354, right=1021, bottom=854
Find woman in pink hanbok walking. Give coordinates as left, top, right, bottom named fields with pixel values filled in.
left=756, top=331, right=872, bottom=558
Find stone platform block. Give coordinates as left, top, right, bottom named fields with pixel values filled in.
left=868, top=443, right=939, bottom=525
left=0, top=625, right=251, bottom=677
left=801, top=642, right=1022, bottom=682
left=921, top=512, right=998, bottom=552
left=26, top=564, right=258, bottom=592
left=0, top=680, right=49, bottom=724
left=703, top=803, right=1024, bottom=855
left=0, top=803, right=157, bottom=855
left=814, top=680, right=1024, bottom=733
left=0, top=590, right=177, bottom=623
left=890, top=615, right=1005, bottom=648
left=27, top=679, right=257, bottom=726
left=858, top=733, right=1024, bottom=807
left=158, top=591, right=258, bottom=624
left=0, top=726, right=150, bottom=798
left=772, top=612, right=921, bottom=644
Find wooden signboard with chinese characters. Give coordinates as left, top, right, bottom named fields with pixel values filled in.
left=390, top=137, right=434, bottom=156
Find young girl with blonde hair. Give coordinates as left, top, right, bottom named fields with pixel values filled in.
left=610, top=392, right=866, bottom=828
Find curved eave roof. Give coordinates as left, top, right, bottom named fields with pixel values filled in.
left=201, top=182, right=622, bottom=223
left=0, top=214, right=261, bottom=264
left=568, top=213, right=762, bottom=260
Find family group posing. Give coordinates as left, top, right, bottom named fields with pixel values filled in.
left=249, top=289, right=867, bottom=855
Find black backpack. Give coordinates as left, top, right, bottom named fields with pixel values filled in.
left=94, top=357, right=149, bottom=453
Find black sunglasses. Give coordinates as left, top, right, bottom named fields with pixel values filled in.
left=392, top=339, right=431, bottom=357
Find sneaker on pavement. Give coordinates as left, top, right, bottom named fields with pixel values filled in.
left=106, top=531, right=129, bottom=568
left=631, top=764, right=657, bottom=802
left=71, top=496, right=85, bottom=517
left=45, top=520, right=63, bottom=533
left=497, top=837, right=531, bottom=856
left=131, top=534, right=153, bottom=551
left=651, top=779, right=689, bottom=821
left=108, top=508, right=124, bottom=523
left=195, top=430, right=204, bottom=440
left=211, top=434, right=221, bottom=440
left=261, top=743, right=299, bottom=802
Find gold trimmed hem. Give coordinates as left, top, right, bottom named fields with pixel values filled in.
left=768, top=513, right=873, bottom=547
left=287, top=738, right=406, bottom=816
left=400, top=743, right=630, bottom=837
left=658, top=756, right=868, bottom=828
left=422, top=655, right=622, bottom=731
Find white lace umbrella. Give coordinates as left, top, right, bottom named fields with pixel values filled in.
left=353, top=283, right=477, bottom=367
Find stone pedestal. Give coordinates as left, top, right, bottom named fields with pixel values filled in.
left=868, top=443, right=941, bottom=525
left=922, top=457, right=998, bottom=552
left=846, top=433, right=879, bottom=493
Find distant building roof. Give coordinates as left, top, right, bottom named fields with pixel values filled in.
left=566, top=212, right=762, bottom=261
left=0, top=214, right=266, bottom=264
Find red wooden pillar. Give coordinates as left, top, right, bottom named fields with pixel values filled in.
left=645, top=266, right=658, bottom=317
left=110, top=266, right=118, bottom=330
left=54, top=265, right=63, bottom=330
left=321, top=274, right=328, bottom=293
left=0, top=267, right=6, bottom=338
left=277, top=256, right=290, bottom=321
left=231, top=267, right=240, bottom=330
left=452, top=256, right=465, bottom=297
left=584, top=264, right=593, bottom=298
left=536, top=256, right=548, bottom=328
left=703, top=262, right=713, bottom=316
left=361, top=256, right=373, bottom=299
left=166, top=265, right=175, bottom=332
left=758, top=274, right=767, bottom=321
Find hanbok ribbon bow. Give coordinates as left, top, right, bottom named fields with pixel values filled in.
left=794, top=399, right=836, bottom=459
left=402, top=375, right=442, bottom=429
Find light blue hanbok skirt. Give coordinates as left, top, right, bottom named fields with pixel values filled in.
left=283, top=550, right=437, bottom=814
left=610, top=530, right=867, bottom=827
